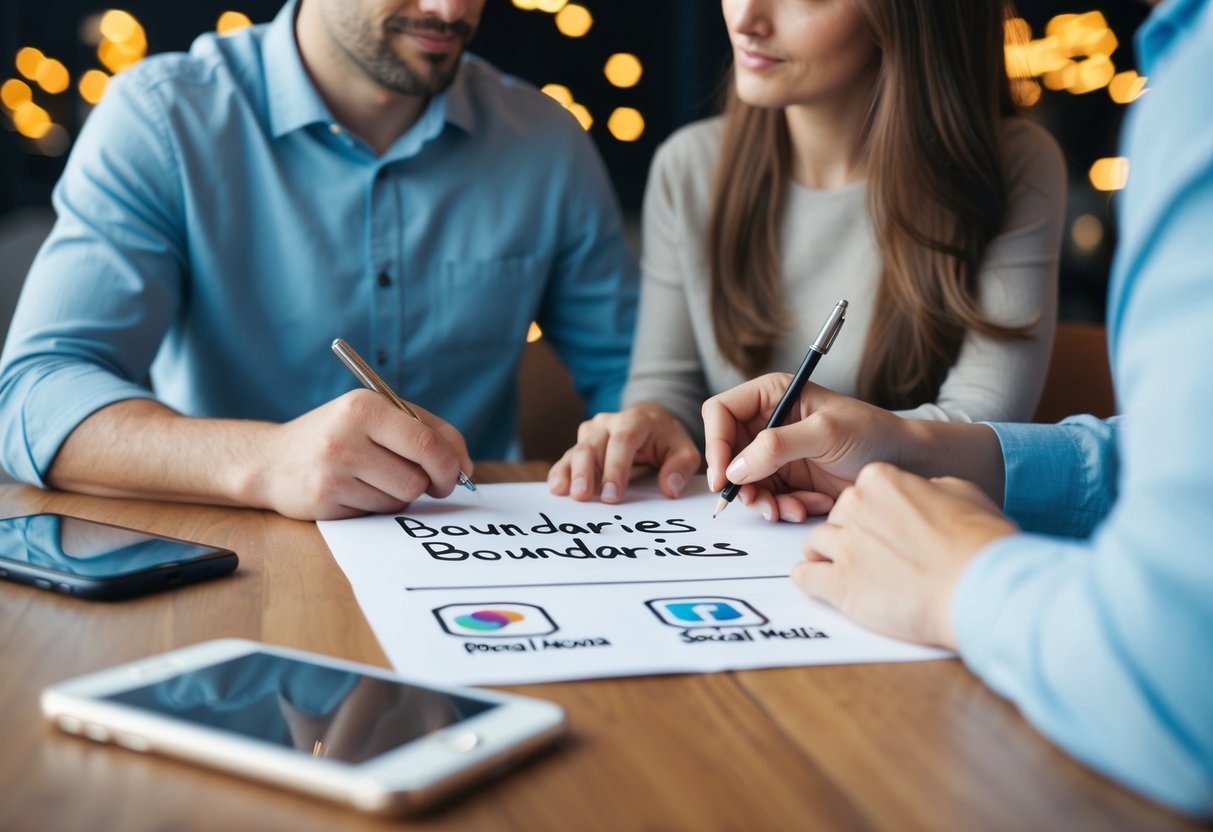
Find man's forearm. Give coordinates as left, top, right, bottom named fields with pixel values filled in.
left=46, top=399, right=274, bottom=508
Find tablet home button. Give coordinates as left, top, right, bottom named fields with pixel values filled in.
left=443, top=732, right=481, bottom=753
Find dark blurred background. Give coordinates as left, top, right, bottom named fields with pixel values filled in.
left=1, top=0, right=1152, bottom=330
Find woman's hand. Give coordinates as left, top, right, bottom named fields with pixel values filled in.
left=701, top=376, right=913, bottom=522
left=547, top=402, right=701, bottom=503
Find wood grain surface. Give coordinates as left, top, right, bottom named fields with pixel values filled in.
left=0, top=463, right=1200, bottom=831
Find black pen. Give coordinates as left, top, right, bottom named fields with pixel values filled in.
left=331, top=338, right=476, bottom=492
left=713, top=300, right=847, bottom=518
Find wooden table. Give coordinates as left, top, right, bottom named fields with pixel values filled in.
left=0, top=463, right=1201, bottom=831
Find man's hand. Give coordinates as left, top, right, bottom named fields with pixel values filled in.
left=547, top=401, right=701, bottom=503
left=246, top=390, right=473, bottom=520
left=794, top=463, right=1018, bottom=648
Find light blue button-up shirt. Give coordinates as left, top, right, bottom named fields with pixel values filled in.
left=953, top=0, right=1213, bottom=815
left=0, top=0, right=637, bottom=485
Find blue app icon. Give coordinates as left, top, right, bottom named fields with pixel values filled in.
left=666, top=602, right=742, bottom=623
left=647, top=596, right=768, bottom=628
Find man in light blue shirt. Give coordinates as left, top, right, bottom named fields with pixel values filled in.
left=700, top=0, right=1212, bottom=816
left=0, top=0, right=637, bottom=520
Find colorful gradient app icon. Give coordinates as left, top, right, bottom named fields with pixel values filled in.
left=434, top=603, right=558, bottom=638
left=646, top=596, right=767, bottom=628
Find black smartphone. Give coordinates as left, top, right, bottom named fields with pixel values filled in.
left=0, top=513, right=237, bottom=600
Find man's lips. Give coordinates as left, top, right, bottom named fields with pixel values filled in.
left=405, top=32, right=462, bottom=54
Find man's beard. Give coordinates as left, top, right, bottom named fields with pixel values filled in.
left=352, top=16, right=475, bottom=96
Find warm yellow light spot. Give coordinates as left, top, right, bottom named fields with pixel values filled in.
left=78, top=69, right=110, bottom=104
left=511, top=0, right=540, bottom=8
left=604, top=53, right=643, bottom=88
left=34, top=123, right=70, bottom=157
left=1004, top=44, right=1031, bottom=80
left=1030, top=37, right=1068, bottom=75
left=567, top=102, right=593, bottom=131
left=1045, top=14, right=1077, bottom=37
left=1004, top=17, right=1031, bottom=44
left=1, top=78, right=32, bottom=111
left=1108, top=70, right=1147, bottom=104
left=99, top=10, right=139, bottom=44
left=535, top=0, right=568, bottom=12
left=217, top=11, right=253, bottom=34
left=34, top=58, right=69, bottom=95
left=15, top=47, right=45, bottom=80
left=1069, top=54, right=1115, bottom=94
left=554, top=4, right=592, bottom=38
left=540, top=83, right=573, bottom=107
left=1070, top=214, right=1104, bottom=253
left=1043, top=61, right=1076, bottom=90
left=527, top=321, right=543, bottom=343
left=1089, top=157, right=1129, bottom=192
left=98, top=39, right=145, bottom=74
left=12, top=100, right=52, bottom=139
left=607, top=107, right=644, bottom=142
left=1010, top=78, right=1041, bottom=108
left=1087, top=28, right=1118, bottom=57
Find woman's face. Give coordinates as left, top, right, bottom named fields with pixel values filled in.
left=722, top=0, right=877, bottom=110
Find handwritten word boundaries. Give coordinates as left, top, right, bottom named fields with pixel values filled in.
left=394, top=513, right=750, bottom=562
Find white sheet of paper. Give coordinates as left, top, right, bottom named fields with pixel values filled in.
left=317, top=477, right=948, bottom=685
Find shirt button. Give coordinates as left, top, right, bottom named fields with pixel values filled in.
left=328, top=123, right=342, bottom=136
left=376, top=349, right=387, bottom=365
left=377, top=272, right=392, bottom=288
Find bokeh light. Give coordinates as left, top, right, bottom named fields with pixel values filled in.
left=555, top=5, right=593, bottom=38
left=607, top=107, right=644, bottom=142
left=1089, top=157, right=1129, bottom=191
left=78, top=70, right=110, bottom=105
left=217, top=12, right=253, bottom=34
left=604, top=53, right=643, bottom=89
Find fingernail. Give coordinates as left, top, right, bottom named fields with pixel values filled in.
left=738, top=490, right=752, bottom=505
left=667, top=473, right=686, bottom=496
left=572, top=477, right=587, bottom=495
left=705, top=467, right=715, bottom=489
left=725, top=456, right=747, bottom=482
left=781, top=512, right=799, bottom=523
left=761, top=505, right=772, bottom=521
left=602, top=482, right=619, bottom=501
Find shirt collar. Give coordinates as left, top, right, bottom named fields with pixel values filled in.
left=1136, top=0, right=1209, bottom=75
left=264, top=0, right=333, bottom=138
left=263, top=0, right=478, bottom=141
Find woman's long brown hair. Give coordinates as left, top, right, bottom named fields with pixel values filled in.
left=707, top=0, right=1028, bottom=409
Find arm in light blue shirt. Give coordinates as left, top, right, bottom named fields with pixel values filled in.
left=951, top=2, right=1213, bottom=814
left=0, top=68, right=183, bottom=487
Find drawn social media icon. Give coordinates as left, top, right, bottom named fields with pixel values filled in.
left=646, top=596, right=767, bottom=628
left=433, top=603, right=558, bottom=638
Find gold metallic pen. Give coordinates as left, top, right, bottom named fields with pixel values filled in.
left=331, top=338, right=476, bottom=492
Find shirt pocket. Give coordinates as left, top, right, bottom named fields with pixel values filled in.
left=436, top=255, right=546, bottom=351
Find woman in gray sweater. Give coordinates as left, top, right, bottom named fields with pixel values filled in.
left=549, top=0, right=1065, bottom=511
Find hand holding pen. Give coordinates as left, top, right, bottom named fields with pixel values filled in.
left=710, top=301, right=847, bottom=519
left=332, top=339, right=476, bottom=492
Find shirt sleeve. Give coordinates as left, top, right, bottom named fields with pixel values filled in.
left=0, top=69, right=186, bottom=487
left=950, top=89, right=1213, bottom=815
left=534, top=120, right=638, bottom=418
left=621, top=136, right=712, bottom=445
left=898, top=119, right=1064, bottom=423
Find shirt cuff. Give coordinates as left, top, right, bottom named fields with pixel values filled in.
left=985, top=416, right=1114, bottom=536
left=12, top=365, right=157, bottom=488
